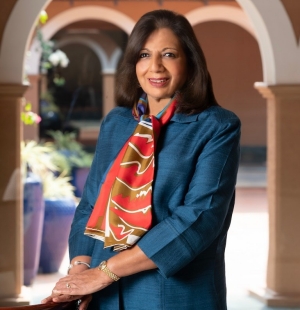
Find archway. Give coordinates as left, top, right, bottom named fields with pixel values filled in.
left=26, top=6, right=134, bottom=76
left=185, top=5, right=264, bottom=152
left=192, top=20, right=265, bottom=152
left=185, top=5, right=256, bottom=38
left=57, top=35, right=123, bottom=121
left=21, top=6, right=131, bottom=141
left=0, top=2, right=134, bottom=83
left=236, top=0, right=300, bottom=84
left=1, top=0, right=298, bottom=88
left=56, top=36, right=122, bottom=74
left=53, top=36, right=123, bottom=139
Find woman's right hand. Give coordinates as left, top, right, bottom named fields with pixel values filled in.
left=42, top=293, right=92, bottom=310
left=42, top=256, right=92, bottom=309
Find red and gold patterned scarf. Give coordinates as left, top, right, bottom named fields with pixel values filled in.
left=84, top=93, right=178, bottom=251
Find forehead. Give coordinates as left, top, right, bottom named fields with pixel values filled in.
left=143, top=28, right=182, bottom=48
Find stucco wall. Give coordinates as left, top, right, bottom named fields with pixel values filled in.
left=0, top=0, right=17, bottom=47
left=281, top=0, right=300, bottom=42
left=194, top=21, right=265, bottom=146
left=45, top=0, right=240, bottom=23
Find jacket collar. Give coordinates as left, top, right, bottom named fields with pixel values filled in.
left=115, top=106, right=202, bottom=123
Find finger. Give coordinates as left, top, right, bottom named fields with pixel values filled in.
left=53, top=281, right=82, bottom=296
left=52, top=281, right=74, bottom=295
left=79, top=295, right=92, bottom=310
left=41, top=296, right=53, bottom=304
left=52, top=294, right=81, bottom=303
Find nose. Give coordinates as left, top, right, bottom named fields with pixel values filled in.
left=149, top=54, right=163, bottom=72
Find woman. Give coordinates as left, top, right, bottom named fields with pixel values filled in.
left=43, top=9, right=240, bottom=310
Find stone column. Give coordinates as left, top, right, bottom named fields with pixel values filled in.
left=102, top=72, right=115, bottom=117
left=0, top=83, right=30, bottom=306
left=250, top=84, right=300, bottom=307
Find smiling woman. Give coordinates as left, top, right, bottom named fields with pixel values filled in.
left=43, top=9, right=240, bottom=310
left=135, top=28, right=187, bottom=115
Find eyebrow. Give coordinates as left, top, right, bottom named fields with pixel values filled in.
left=140, top=47, right=178, bottom=52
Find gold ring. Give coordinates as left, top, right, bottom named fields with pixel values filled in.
left=66, top=283, right=71, bottom=289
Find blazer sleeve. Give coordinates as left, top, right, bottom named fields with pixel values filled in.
left=137, top=116, right=241, bottom=278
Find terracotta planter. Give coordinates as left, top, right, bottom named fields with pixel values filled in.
left=39, top=198, right=76, bottom=273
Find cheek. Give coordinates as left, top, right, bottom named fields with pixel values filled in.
left=136, top=62, right=147, bottom=77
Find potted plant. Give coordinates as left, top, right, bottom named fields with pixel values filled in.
left=22, top=140, right=77, bottom=275
left=38, top=171, right=77, bottom=274
left=46, top=130, right=94, bottom=197
left=21, top=140, right=55, bottom=285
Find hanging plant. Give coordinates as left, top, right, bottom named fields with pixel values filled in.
left=21, top=101, right=42, bottom=126
left=36, top=10, right=70, bottom=85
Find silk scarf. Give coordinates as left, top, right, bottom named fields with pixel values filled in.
left=84, top=93, right=178, bottom=251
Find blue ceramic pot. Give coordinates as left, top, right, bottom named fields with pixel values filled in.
left=39, top=198, right=76, bottom=273
left=23, top=173, right=45, bottom=285
left=71, top=167, right=90, bottom=197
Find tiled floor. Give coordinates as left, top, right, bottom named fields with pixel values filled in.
left=27, top=164, right=300, bottom=309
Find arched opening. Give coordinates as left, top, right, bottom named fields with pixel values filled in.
left=38, top=19, right=127, bottom=142
left=193, top=21, right=265, bottom=162
left=0, top=3, right=135, bottom=83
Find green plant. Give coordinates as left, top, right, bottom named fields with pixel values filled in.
left=42, top=171, right=75, bottom=199
left=21, top=140, right=76, bottom=199
left=21, top=141, right=56, bottom=180
left=47, top=130, right=94, bottom=169
left=48, top=150, right=72, bottom=175
left=36, top=10, right=69, bottom=85
left=40, top=91, right=60, bottom=112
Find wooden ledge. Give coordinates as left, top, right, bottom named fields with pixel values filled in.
left=0, top=301, right=77, bottom=309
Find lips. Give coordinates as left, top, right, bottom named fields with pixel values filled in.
left=148, top=78, right=169, bottom=87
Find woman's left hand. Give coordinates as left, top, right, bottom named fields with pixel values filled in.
left=51, top=268, right=114, bottom=298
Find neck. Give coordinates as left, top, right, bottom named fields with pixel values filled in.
left=148, top=98, right=171, bottom=116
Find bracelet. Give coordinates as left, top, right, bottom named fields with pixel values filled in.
left=98, top=261, right=120, bottom=281
left=67, top=260, right=90, bottom=274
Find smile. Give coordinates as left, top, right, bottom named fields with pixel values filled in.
left=148, top=78, right=169, bottom=87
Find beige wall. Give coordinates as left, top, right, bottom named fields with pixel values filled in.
left=0, top=0, right=17, bottom=46
left=282, top=0, right=300, bottom=41
left=45, top=1, right=239, bottom=23
left=194, top=21, right=265, bottom=146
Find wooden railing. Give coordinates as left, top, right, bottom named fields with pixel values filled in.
left=0, top=301, right=77, bottom=310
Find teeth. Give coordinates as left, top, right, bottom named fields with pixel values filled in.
left=150, top=79, right=166, bottom=83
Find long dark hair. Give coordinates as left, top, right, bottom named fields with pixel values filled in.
left=116, top=9, right=218, bottom=114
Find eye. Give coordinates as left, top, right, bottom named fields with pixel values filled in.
left=164, top=52, right=175, bottom=58
left=139, top=53, right=149, bottom=58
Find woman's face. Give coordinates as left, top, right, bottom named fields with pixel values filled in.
left=136, top=28, right=187, bottom=111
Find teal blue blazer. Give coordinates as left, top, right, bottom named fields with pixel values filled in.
left=69, top=105, right=241, bottom=310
